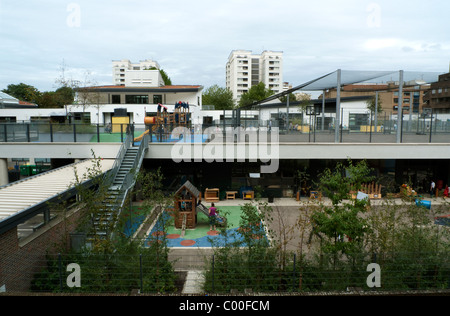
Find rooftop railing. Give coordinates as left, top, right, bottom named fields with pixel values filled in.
left=1, top=119, right=450, bottom=144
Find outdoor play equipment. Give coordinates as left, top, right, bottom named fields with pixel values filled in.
left=134, top=102, right=192, bottom=142
left=174, top=181, right=227, bottom=235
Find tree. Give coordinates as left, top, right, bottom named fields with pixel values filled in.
left=55, top=86, right=75, bottom=106
left=145, top=67, right=172, bottom=86
left=296, top=93, right=312, bottom=126
left=238, top=82, right=274, bottom=108
left=2, top=83, right=41, bottom=103
left=36, top=87, right=74, bottom=108
left=366, top=95, right=383, bottom=114
left=37, top=91, right=59, bottom=108
left=159, top=69, right=172, bottom=86
left=73, top=71, right=100, bottom=117
left=311, top=160, right=374, bottom=265
left=202, top=85, right=234, bottom=110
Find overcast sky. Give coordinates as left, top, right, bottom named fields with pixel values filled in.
left=0, top=0, right=449, bottom=93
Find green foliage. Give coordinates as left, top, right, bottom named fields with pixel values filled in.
left=310, top=160, right=374, bottom=263
left=31, top=163, right=177, bottom=294
left=202, top=85, right=234, bottom=110
left=204, top=202, right=283, bottom=293
left=159, top=69, right=172, bottom=86
left=2, top=83, right=41, bottom=103
left=366, top=95, right=383, bottom=114
left=30, top=243, right=177, bottom=294
left=238, top=82, right=274, bottom=108
left=2, top=82, right=74, bottom=108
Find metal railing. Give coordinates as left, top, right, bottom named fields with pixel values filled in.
left=2, top=119, right=450, bottom=144
left=4, top=251, right=448, bottom=295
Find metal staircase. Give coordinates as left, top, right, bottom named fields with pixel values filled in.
left=89, top=132, right=149, bottom=242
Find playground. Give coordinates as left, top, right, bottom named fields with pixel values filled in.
left=147, top=205, right=263, bottom=248
left=123, top=203, right=268, bottom=248
left=122, top=180, right=269, bottom=249
left=90, top=101, right=209, bottom=144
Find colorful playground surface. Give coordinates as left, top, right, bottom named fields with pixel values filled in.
left=123, top=205, right=267, bottom=248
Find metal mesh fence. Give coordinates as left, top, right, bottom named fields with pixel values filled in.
left=4, top=250, right=448, bottom=295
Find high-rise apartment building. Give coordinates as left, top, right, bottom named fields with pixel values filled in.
left=112, top=59, right=164, bottom=87
left=226, top=50, right=283, bottom=104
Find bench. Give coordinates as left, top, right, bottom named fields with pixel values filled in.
left=226, top=191, right=238, bottom=200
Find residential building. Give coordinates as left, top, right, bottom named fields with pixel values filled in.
left=112, top=59, right=164, bottom=87
left=424, top=72, right=450, bottom=113
left=324, top=81, right=430, bottom=115
left=226, top=50, right=283, bottom=104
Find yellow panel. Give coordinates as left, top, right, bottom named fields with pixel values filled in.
left=111, top=117, right=130, bottom=133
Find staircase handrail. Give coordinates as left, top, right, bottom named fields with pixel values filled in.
left=102, top=131, right=133, bottom=188
left=109, top=133, right=150, bottom=239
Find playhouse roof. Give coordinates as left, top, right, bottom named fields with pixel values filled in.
left=175, top=180, right=200, bottom=198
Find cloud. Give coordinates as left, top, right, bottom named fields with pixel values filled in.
left=0, top=0, right=449, bottom=92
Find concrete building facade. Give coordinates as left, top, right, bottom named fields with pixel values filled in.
left=424, top=72, right=450, bottom=113
left=226, top=50, right=283, bottom=104
left=324, top=81, right=431, bottom=116
left=112, top=59, right=164, bottom=87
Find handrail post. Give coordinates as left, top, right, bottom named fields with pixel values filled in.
left=50, top=122, right=54, bottom=143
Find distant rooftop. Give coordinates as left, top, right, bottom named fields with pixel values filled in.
left=78, top=85, right=203, bottom=92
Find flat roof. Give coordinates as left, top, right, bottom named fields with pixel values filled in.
left=0, top=159, right=114, bottom=234
left=78, top=85, right=203, bottom=93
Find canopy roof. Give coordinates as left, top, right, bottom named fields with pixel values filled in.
left=242, top=69, right=443, bottom=108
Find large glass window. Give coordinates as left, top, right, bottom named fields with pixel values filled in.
left=153, top=95, right=163, bottom=104
left=112, top=95, right=121, bottom=104
left=125, top=95, right=149, bottom=104
left=349, top=113, right=369, bottom=131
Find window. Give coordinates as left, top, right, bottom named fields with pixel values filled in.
left=349, top=113, right=369, bottom=130
left=153, top=95, right=162, bottom=104
left=125, top=95, right=149, bottom=104
left=112, top=95, right=121, bottom=104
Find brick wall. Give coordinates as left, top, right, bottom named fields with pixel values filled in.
left=0, top=208, right=83, bottom=292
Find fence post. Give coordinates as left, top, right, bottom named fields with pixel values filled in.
left=73, top=123, right=77, bottom=143
left=429, top=110, right=433, bottom=143
left=212, top=255, right=215, bottom=293
left=292, top=253, right=296, bottom=292
left=26, top=124, right=30, bottom=142
left=58, top=253, right=63, bottom=292
left=50, top=123, right=53, bottom=143
left=140, top=254, right=143, bottom=293
left=97, top=124, right=100, bottom=143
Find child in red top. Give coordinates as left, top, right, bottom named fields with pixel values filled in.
left=209, top=203, right=218, bottom=231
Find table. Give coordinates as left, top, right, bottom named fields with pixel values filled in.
left=226, top=191, right=238, bottom=200
left=243, top=191, right=254, bottom=200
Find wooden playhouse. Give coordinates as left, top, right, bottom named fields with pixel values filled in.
left=174, top=181, right=201, bottom=229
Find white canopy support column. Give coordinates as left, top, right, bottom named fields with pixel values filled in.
left=0, top=159, right=8, bottom=187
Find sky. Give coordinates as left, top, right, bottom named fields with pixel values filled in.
left=0, top=0, right=449, bottom=93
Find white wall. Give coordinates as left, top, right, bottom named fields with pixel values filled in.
left=124, top=70, right=164, bottom=87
